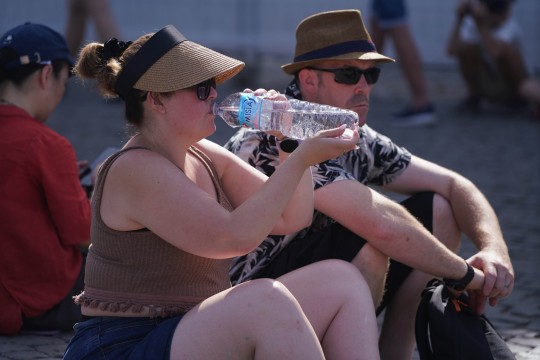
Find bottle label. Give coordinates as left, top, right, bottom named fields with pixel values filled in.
left=238, top=93, right=261, bottom=128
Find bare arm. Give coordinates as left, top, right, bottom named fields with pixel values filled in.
left=383, top=156, right=514, bottom=300
left=469, top=4, right=510, bottom=60
left=315, top=180, right=483, bottom=289
left=201, top=139, right=315, bottom=236
left=101, top=128, right=358, bottom=260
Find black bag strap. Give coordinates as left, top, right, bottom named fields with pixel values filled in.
left=415, top=278, right=516, bottom=360
left=415, top=279, right=438, bottom=360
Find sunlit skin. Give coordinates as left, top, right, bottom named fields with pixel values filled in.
left=298, top=59, right=377, bottom=126
left=149, top=84, right=219, bottom=146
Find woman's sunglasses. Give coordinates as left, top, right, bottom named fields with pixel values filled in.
left=307, top=67, right=381, bottom=85
left=195, top=78, right=216, bottom=100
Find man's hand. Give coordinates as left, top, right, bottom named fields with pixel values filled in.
left=467, top=248, right=514, bottom=310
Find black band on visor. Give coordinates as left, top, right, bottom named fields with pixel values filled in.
left=115, top=25, right=187, bottom=99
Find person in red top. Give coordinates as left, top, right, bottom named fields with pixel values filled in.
left=0, top=22, right=91, bottom=335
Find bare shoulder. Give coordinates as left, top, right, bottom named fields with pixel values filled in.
left=194, top=139, right=245, bottom=175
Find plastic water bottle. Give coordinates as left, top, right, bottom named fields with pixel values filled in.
left=213, top=92, right=358, bottom=139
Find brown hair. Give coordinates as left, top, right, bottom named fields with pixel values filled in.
left=74, top=35, right=152, bottom=127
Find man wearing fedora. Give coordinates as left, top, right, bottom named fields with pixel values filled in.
left=225, top=9, right=514, bottom=359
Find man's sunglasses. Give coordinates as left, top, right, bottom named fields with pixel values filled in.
left=195, top=78, right=216, bottom=100
left=307, top=67, right=381, bottom=85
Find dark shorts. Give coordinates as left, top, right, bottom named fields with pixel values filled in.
left=371, top=0, right=408, bottom=28
left=253, top=220, right=368, bottom=279
left=64, top=316, right=183, bottom=360
left=252, top=192, right=434, bottom=316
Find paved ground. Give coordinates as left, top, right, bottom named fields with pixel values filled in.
left=1, top=62, right=539, bottom=359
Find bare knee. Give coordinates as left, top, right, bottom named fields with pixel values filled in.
left=315, top=260, right=375, bottom=302
left=236, top=278, right=298, bottom=310
left=432, top=194, right=460, bottom=252
left=357, top=244, right=389, bottom=278
left=219, top=279, right=311, bottom=337
left=352, top=244, right=388, bottom=307
left=520, top=78, right=540, bottom=104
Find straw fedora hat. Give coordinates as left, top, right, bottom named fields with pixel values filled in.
left=282, top=9, right=394, bottom=75
left=115, top=25, right=244, bottom=99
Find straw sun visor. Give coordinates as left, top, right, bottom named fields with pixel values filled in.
left=134, top=40, right=244, bottom=93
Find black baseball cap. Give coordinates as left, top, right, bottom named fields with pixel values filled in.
left=0, top=22, right=73, bottom=71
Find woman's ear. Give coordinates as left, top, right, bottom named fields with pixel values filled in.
left=146, top=91, right=166, bottom=113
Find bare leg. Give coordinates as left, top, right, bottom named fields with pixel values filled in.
left=171, top=278, right=325, bottom=360
left=494, top=42, right=529, bottom=104
left=64, top=0, right=89, bottom=57
left=84, top=0, right=121, bottom=41
left=456, top=43, right=486, bottom=101
left=520, top=78, right=540, bottom=115
left=387, top=24, right=431, bottom=109
left=371, top=18, right=430, bottom=109
left=279, top=260, right=381, bottom=360
left=370, top=16, right=387, bottom=53
left=351, top=243, right=389, bottom=308
left=379, top=194, right=460, bottom=360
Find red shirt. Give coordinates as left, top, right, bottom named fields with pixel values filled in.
left=0, top=105, right=91, bottom=334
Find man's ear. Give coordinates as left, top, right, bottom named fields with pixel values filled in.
left=297, top=69, right=318, bottom=97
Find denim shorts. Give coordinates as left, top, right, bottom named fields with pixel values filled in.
left=63, top=316, right=182, bottom=360
left=371, top=0, right=408, bottom=28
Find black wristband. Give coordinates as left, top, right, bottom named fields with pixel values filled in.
left=278, top=138, right=300, bottom=153
left=444, top=262, right=475, bottom=291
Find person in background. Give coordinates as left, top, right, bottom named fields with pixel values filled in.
left=370, top=0, right=436, bottom=126
left=447, top=0, right=530, bottom=113
left=0, top=23, right=91, bottom=335
left=64, top=0, right=121, bottom=58
left=64, top=25, right=381, bottom=359
left=519, top=77, right=540, bottom=117
left=225, top=9, right=512, bottom=360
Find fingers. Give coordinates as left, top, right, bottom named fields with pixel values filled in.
left=491, top=268, right=514, bottom=299
left=295, top=126, right=359, bottom=166
left=244, top=88, right=283, bottom=99
left=468, top=254, right=514, bottom=302
left=314, top=124, right=358, bottom=140
left=321, top=127, right=360, bottom=152
left=480, top=262, right=513, bottom=299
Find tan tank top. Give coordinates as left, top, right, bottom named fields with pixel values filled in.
left=75, top=146, right=234, bottom=317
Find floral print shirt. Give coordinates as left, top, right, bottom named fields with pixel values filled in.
left=224, top=80, right=412, bottom=284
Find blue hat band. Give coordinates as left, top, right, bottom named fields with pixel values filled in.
left=294, top=40, right=376, bottom=63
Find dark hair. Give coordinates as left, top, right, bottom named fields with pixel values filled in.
left=0, top=47, right=68, bottom=85
left=480, top=0, right=514, bottom=14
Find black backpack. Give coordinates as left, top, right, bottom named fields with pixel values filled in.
left=415, top=279, right=516, bottom=360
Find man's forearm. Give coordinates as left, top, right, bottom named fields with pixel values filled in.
left=447, top=176, right=508, bottom=253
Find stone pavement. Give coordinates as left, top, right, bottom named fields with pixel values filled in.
left=1, top=62, right=539, bottom=359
